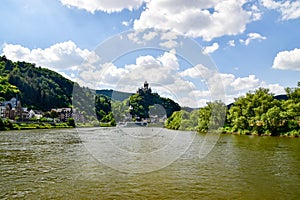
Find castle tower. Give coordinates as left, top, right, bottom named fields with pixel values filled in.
left=144, top=81, right=149, bottom=90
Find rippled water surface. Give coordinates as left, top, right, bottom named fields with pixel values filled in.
left=0, top=128, right=300, bottom=199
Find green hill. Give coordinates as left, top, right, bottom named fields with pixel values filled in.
left=0, top=56, right=182, bottom=125
left=0, top=55, right=73, bottom=111
left=96, top=89, right=133, bottom=101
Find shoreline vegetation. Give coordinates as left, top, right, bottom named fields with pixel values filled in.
left=0, top=56, right=299, bottom=137
left=165, top=85, right=300, bottom=138
left=0, top=117, right=116, bottom=131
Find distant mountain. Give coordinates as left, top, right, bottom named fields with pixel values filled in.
left=96, top=89, right=133, bottom=101
left=181, top=106, right=196, bottom=112
left=274, top=94, right=288, bottom=101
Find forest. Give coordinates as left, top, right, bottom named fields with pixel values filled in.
left=165, top=84, right=300, bottom=136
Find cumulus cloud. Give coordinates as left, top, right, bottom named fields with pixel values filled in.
left=202, top=43, right=219, bottom=54
left=78, top=50, right=220, bottom=107
left=272, top=48, right=300, bottom=71
left=259, top=82, right=285, bottom=95
left=142, top=31, right=158, bottom=41
left=60, top=0, right=144, bottom=13
left=240, top=33, right=267, bottom=45
left=180, top=64, right=286, bottom=104
left=1, top=41, right=97, bottom=71
left=133, top=0, right=260, bottom=41
left=262, top=0, right=300, bottom=20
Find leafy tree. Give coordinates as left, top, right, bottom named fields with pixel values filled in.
left=67, top=118, right=76, bottom=127
left=111, top=100, right=129, bottom=122
left=227, top=88, right=276, bottom=134
left=95, top=94, right=112, bottom=121
left=0, top=118, right=5, bottom=130
left=1, top=56, right=73, bottom=111
left=197, top=101, right=227, bottom=132
left=129, top=87, right=180, bottom=121
left=165, top=111, right=182, bottom=130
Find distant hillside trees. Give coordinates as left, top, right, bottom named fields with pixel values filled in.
left=165, top=101, right=226, bottom=131
left=0, top=55, right=73, bottom=111
left=129, top=82, right=181, bottom=121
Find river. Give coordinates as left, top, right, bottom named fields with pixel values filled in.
left=0, top=127, right=299, bottom=199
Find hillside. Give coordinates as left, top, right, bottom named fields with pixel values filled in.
left=0, top=55, right=73, bottom=111
left=0, top=56, right=181, bottom=124
left=128, top=82, right=181, bottom=120
left=96, top=89, right=133, bottom=101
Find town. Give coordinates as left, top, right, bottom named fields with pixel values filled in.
left=0, top=96, right=83, bottom=124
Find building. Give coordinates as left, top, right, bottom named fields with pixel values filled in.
left=28, top=110, right=43, bottom=120
left=0, top=97, right=29, bottom=121
left=0, top=103, right=5, bottom=118
left=51, top=108, right=73, bottom=122
left=137, top=81, right=152, bottom=94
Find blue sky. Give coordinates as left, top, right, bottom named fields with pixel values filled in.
left=0, top=0, right=299, bottom=107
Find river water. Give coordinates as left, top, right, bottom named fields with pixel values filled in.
left=0, top=127, right=299, bottom=199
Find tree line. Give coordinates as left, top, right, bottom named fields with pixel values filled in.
left=165, top=83, right=300, bottom=137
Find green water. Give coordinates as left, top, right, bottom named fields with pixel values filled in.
left=0, top=128, right=299, bottom=199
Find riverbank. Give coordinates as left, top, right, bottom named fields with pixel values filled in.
left=0, top=120, right=115, bottom=131
left=221, top=127, right=300, bottom=138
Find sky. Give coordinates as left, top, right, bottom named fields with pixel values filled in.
left=0, top=0, right=300, bottom=108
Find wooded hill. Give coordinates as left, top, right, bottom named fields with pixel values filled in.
left=0, top=55, right=73, bottom=111
left=0, top=56, right=181, bottom=124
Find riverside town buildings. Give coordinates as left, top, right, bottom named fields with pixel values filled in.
left=0, top=96, right=81, bottom=122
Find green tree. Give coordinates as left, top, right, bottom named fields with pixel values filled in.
left=129, top=88, right=180, bottom=121
left=227, top=88, right=276, bottom=134
left=197, top=101, right=227, bottom=132
left=0, top=118, right=5, bottom=131
left=165, top=111, right=182, bottom=130
left=67, top=118, right=76, bottom=127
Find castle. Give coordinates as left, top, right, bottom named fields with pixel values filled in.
left=137, top=81, right=152, bottom=94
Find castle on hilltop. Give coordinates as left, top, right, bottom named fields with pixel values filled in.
left=137, top=81, right=152, bottom=94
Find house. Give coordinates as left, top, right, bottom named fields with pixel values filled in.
left=0, top=103, right=5, bottom=118
left=2, top=97, right=26, bottom=121
left=51, top=108, right=72, bottom=122
left=28, top=110, right=43, bottom=120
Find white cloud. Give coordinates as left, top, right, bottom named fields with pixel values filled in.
left=202, top=42, right=219, bottom=54
left=78, top=50, right=219, bottom=107
left=230, top=75, right=260, bottom=90
left=241, top=33, right=267, bottom=45
left=159, top=40, right=178, bottom=49
left=272, top=48, right=300, bottom=71
left=134, top=0, right=260, bottom=41
left=228, top=40, right=235, bottom=47
left=142, top=31, right=158, bottom=41
left=1, top=41, right=97, bottom=71
left=122, top=19, right=133, bottom=27
left=180, top=64, right=215, bottom=79
left=180, top=64, right=286, bottom=104
left=262, top=0, right=300, bottom=20
left=259, top=82, right=285, bottom=95
left=60, top=0, right=144, bottom=13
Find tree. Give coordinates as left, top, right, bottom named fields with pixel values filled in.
left=165, top=111, right=182, bottom=130
left=67, top=118, right=76, bottom=127
left=227, top=88, right=276, bottom=134
left=197, top=101, right=227, bottom=132
left=129, top=85, right=180, bottom=121
left=0, top=118, right=5, bottom=130
left=261, top=106, right=282, bottom=136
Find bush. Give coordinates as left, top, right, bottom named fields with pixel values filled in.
left=67, top=118, right=76, bottom=127
left=0, top=118, right=5, bottom=130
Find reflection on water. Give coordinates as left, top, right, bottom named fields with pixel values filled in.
left=0, top=128, right=299, bottom=199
